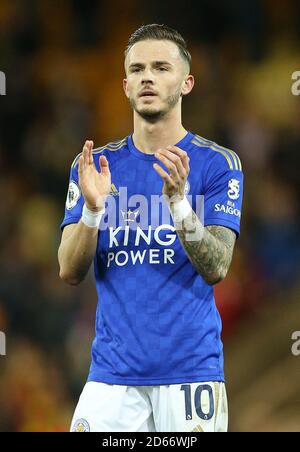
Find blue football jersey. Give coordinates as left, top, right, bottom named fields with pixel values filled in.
left=61, top=131, right=244, bottom=385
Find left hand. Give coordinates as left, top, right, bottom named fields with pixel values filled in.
left=153, top=145, right=190, bottom=201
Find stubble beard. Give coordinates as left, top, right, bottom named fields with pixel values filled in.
left=130, top=88, right=182, bottom=123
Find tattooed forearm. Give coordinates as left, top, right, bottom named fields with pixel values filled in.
left=174, top=210, right=236, bottom=285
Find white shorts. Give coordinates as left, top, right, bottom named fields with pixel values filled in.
left=70, top=381, right=228, bottom=432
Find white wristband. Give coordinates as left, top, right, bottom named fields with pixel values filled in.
left=81, top=204, right=105, bottom=228
left=165, top=196, right=192, bottom=223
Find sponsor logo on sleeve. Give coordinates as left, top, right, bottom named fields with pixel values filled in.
left=228, top=179, right=240, bottom=200
left=214, top=199, right=241, bottom=218
left=213, top=180, right=241, bottom=218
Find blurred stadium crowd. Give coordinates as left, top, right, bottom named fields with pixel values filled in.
left=0, top=0, right=300, bottom=431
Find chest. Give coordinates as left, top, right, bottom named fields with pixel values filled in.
left=108, top=155, right=204, bottom=201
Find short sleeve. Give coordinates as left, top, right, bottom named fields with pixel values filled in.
left=60, top=161, right=84, bottom=230
left=203, top=154, right=244, bottom=237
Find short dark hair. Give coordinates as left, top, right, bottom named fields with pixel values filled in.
left=125, top=24, right=191, bottom=70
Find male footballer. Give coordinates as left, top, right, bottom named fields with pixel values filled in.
left=58, top=24, right=243, bottom=432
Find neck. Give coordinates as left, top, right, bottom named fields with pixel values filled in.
left=132, top=108, right=187, bottom=154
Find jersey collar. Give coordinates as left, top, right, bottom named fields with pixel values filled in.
left=127, top=131, right=194, bottom=161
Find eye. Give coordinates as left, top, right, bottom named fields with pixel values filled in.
left=158, top=67, right=168, bottom=71
left=132, top=68, right=141, bottom=73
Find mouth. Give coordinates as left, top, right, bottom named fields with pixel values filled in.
left=139, top=91, right=158, bottom=98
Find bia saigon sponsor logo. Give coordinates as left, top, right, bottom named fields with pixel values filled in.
left=214, top=179, right=241, bottom=218
left=214, top=203, right=241, bottom=218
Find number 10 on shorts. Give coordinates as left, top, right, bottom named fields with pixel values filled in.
left=180, top=384, right=214, bottom=421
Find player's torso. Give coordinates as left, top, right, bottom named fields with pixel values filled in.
left=87, top=133, right=226, bottom=383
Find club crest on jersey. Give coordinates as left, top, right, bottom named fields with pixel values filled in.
left=66, top=181, right=81, bottom=210
left=228, top=179, right=240, bottom=200
left=121, top=209, right=140, bottom=223
left=72, top=418, right=90, bottom=432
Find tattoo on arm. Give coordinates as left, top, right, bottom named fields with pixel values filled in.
left=175, top=210, right=236, bottom=285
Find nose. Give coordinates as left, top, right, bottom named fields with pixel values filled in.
left=141, top=68, right=154, bottom=85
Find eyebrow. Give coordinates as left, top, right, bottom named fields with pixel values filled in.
left=128, top=61, right=173, bottom=69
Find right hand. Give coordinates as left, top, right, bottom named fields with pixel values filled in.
left=78, top=140, right=111, bottom=212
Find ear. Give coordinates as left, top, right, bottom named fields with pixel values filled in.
left=123, top=78, right=129, bottom=98
left=181, top=74, right=194, bottom=97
